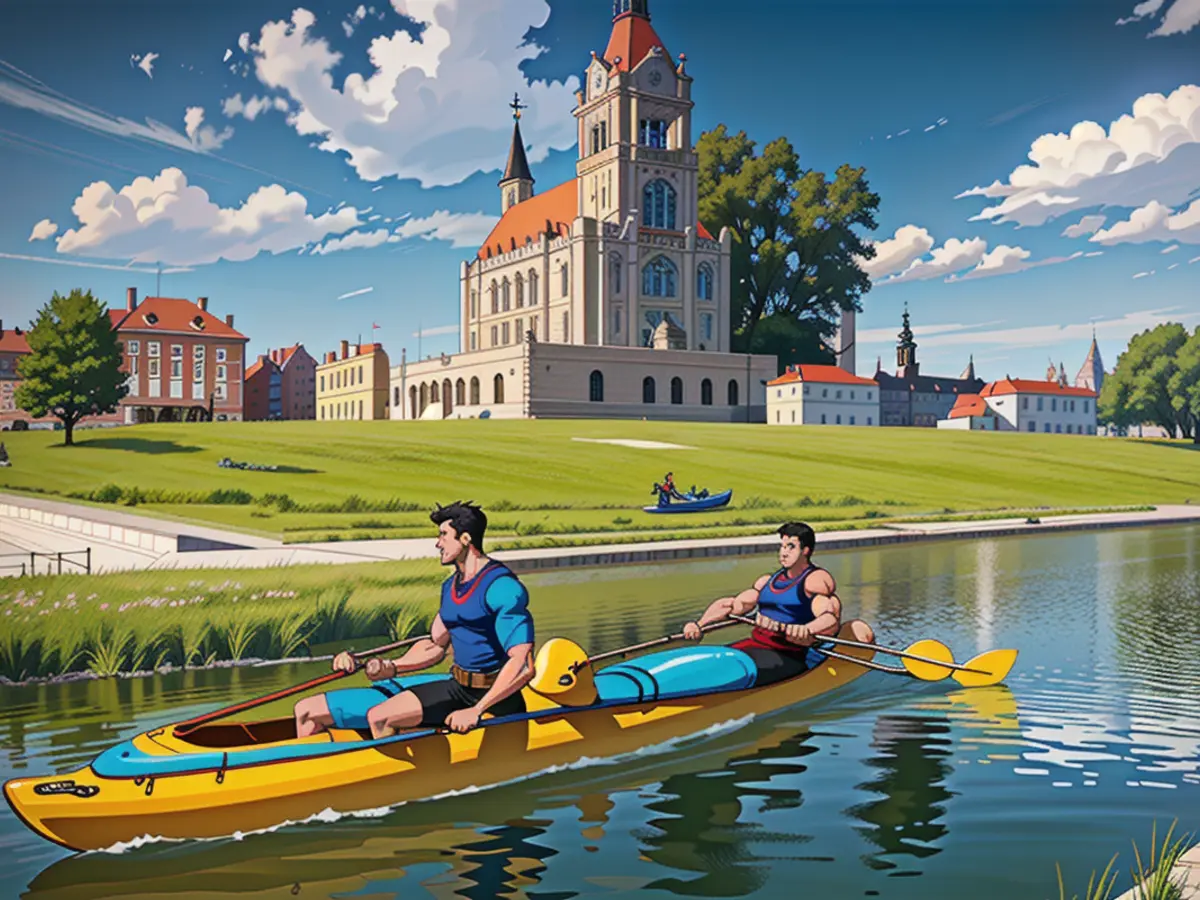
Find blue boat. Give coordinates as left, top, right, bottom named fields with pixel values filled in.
left=643, top=488, right=733, bottom=513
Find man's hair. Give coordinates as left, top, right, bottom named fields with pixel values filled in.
left=431, top=500, right=487, bottom=550
left=777, top=522, right=816, bottom=555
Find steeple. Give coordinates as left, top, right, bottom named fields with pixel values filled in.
left=959, top=354, right=976, bottom=381
left=1074, top=330, right=1105, bottom=394
left=896, top=303, right=918, bottom=372
left=499, top=93, right=534, bottom=215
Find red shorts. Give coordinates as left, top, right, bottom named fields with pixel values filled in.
left=730, top=627, right=810, bottom=656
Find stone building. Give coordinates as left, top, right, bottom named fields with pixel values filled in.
left=318, top=341, right=390, bottom=421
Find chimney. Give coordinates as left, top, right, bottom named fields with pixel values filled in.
left=126, top=287, right=138, bottom=312
left=325, top=351, right=336, bottom=364
left=225, top=314, right=234, bottom=327
left=197, top=297, right=208, bottom=312
left=340, top=340, right=349, bottom=359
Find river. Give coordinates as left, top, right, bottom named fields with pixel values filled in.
left=2, top=525, right=1198, bottom=898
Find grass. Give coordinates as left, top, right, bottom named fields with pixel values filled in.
left=0, top=559, right=443, bottom=682
left=0, top=420, right=1196, bottom=545
left=1056, top=820, right=1197, bottom=900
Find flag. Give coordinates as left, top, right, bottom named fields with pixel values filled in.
left=372, top=323, right=381, bottom=330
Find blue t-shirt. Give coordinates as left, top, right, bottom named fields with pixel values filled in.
left=439, top=562, right=534, bottom=672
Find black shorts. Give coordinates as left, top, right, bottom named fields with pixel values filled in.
left=378, top=676, right=527, bottom=728
left=730, top=639, right=820, bottom=687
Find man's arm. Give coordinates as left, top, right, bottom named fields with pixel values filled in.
left=801, top=569, right=842, bottom=639
left=358, top=615, right=450, bottom=680
left=683, top=574, right=769, bottom=639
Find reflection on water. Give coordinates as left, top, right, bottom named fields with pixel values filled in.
left=3, top=525, right=1199, bottom=899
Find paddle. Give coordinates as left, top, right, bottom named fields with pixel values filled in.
left=172, top=633, right=432, bottom=736
left=726, top=615, right=1016, bottom=687
left=567, top=618, right=747, bottom=677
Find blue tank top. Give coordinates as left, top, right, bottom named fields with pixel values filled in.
left=439, top=560, right=521, bottom=673
left=756, top=564, right=818, bottom=626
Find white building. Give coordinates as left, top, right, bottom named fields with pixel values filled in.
left=937, top=394, right=998, bottom=430
left=977, top=377, right=1098, bottom=434
left=766, top=364, right=880, bottom=426
left=391, top=0, right=777, bottom=422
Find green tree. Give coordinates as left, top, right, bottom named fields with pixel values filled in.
left=14, top=289, right=128, bottom=446
left=1098, top=322, right=1192, bottom=440
left=696, top=125, right=879, bottom=369
left=1168, top=327, right=1200, bottom=444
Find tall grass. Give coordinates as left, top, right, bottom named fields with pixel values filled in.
left=1055, top=820, right=1197, bottom=900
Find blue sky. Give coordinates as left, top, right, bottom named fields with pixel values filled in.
left=1, top=0, right=1198, bottom=381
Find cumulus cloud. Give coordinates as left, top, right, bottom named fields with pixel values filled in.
left=131, top=52, right=159, bottom=79
left=957, top=84, right=1200, bottom=227
left=877, top=237, right=989, bottom=284
left=1117, top=0, right=1166, bottom=23
left=240, top=2, right=580, bottom=187
left=947, top=247, right=1088, bottom=282
left=856, top=224, right=935, bottom=279
left=28, top=219, right=57, bottom=241
left=392, top=210, right=500, bottom=247
left=1062, top=214, right=1107, bottom=238
left=183, top=106, right=234, bottom=150
left=1118, top=0, right=1200, bottom=35
left=310, top=228, right=396, bottom=255
left=1090, top=199, right=1200, bottom=245
left=221, top=92, right=290, bottom=121
left=343, top=4, right=369, bottom=36
left=50, top=167, right=362, bottom=266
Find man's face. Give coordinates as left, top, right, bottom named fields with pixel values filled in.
left=779, top=535, right=805, bottom=570
left=435, top=520, right=468, bottom=565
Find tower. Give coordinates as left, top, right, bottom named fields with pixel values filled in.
left=896, top=304, right=918, bottom=373
left=499, top=93, right=534, bottom=215
left=959, top=354, right=976, bottom=381
left=835, top=308, right=856, bottom=375
left=1074, top=331, right=1105, bottom=394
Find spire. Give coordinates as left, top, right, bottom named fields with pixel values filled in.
left=499, top=93, right=534, bottom=214
left=613, top=0, right=650, bottom=20
left=959, top=354, right=976, bottom=381
left=605, top=0, right=670, bottom=71
left=896, top=302, right=917, bottom=371
left=1074, top=333, right=1105, bottom=394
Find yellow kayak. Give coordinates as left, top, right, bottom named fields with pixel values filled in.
left=4, top=625, right=875, bottom=853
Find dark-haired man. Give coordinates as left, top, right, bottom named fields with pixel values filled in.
left=681, top=522, right=874, bottom=685
left=293, top=501, right=535, bottom=738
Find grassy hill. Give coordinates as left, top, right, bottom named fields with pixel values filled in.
left=0, top=419, right=1194, bottom=545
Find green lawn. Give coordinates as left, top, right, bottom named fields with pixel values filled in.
left=0, top=419, right=1195, bottom=544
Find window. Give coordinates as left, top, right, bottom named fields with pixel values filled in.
left=701, top=378, right=713, bottom=406
left=532, top=315, right=540, bottom=336
left=1044, top=422, right=1051, bottom=433
left=193, top=361, right=203, bottom=381
left=642, top=180, right=677, bottom=230
left=639, top=118, right=668, bottom=148
left=1027, top=421, right=1036, bottom=432
left=836, top=390, right=842, bottom=400
left=562, top=311, right=570, bottom=342
left=494, top=373, right=505, bottom=404
left=776, top=410, right=781, bottom=423
left=850, top=415, right=856, bottom=425
left=171, top=359, right=183, bottom=379
left=502, top=322, right=510, bottom=344
left=1056, top=423, right=1062, bottom=433
left=1051, top=397, right=1057, bottom=412
left=727, top=379, right=739, bottom=406
left=867, top=417, right=872, bottom=425
left=697, top=263, right=713, bottom=300
left=217, top=364, right=227, bottom=381
left=470, top=290, right=478, bottom=318
left=149, top=358, right=160, bottom=378
left=850, top=391, right=855, bottom=400
left=214, top=383, right=227, bottom=401
left=589, top=370, right=604, bottom=402
left=359, top=399, right=364, bottom=420
left=358, top=364, right=364, bottom=383
left=130, top=357, right=139, bottom=376
left=149, top=341, right=160, bottom=357
left=491, top=325, right=498, bottom=347
left=515, top=274, right=524, bottom=309
left=394, top=386, right=401, bottom=407
left=610, top=253, right=622, bottom=294
left=502, top=279, right=511, bottom=311
left=561, top=264, right=569, bottom=297
left=216, top=348, right=227, bottom=363
left=867, top=391, right=872, bottom=400
left=671, top=376, right=683, bottom=404
left=642, top=255, right=678, bottom=297
left=516, top=318, right=524, bottom=341
left=836, top=414, right=842, bottom=424
left=804, top=385, right=810, bottom=395
left=470, top=377, right=480, bottom=405
left=470, top=331, right=477, bottom=351
left=194, top=345, right=204, bottom=361
left=1084, top=400, right=1090, bottom=413
left=792, top=410, right=796, bottom=423
left=490, top=282, right=499, bottom=314
left=821, top=413, right=827, bottom=424
left=700, top=312, right=713, bottom=343
left=128, top=340, right=140, bottom=355
left=1037, top=396, right=1044, bottom=411
left=1022, top=397, right=1029, bottom=410
left=1070, top=400, right=1076, bottom=412
left=529, top=270, right=539, bottom=303
left=823, top=388, right=828, bottom=398
left=456, top=379, right=466, bottom=406
left=643, top=376, right=656, bottom=404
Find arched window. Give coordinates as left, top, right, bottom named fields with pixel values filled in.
left=442, top=378, right=453, bottom=415
left=489, top=281, right=498, bottom=314
left=642, top=180, right=677, bottom=230
left=561, top=263, right=569, bottom=297
left=701, top=378, right=713, bottom=406
left=610, top=252, right=622, bottom=294
left=470, top=376, right=480, bottom=405
left=697, top=263, right=714, bottom=301
left=529, top=269, right=539, bottom=305
left=589, top=370, right=604, bottom=402
left=419, top=382, right=428, bottom=414
left=642, top=255, right=678, bottom=297
left=469, top=290, right=477, bottom=318
left=393, top=386, right=400, bottom=407
left=409, top=386, right=417, bottom=419
left=501, top=279, right=511, bottom=311
left=430, top=381, right=439, bottom=403
left=455, top=378, right=466, bottom=406
left=639, top=118, right=668, bottom=149
left=515, top=272, right=524, bottom=308
left=494, top=373, right=505, bottom=404
left=670, top=377, right=683, bottom=405
left=643, top=376, right=656, bottom=404
left=727, top=379, right=739, bottom=406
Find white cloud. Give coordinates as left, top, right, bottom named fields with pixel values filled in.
left=1163, top=244, right=1181, bottom=253
left=337, top=286, right=374, bottom=300
left=957, top=84, right=1200, bottom=227
left=1090, top=199, right=1200, bottom=245
left=28, top=219, right=57, bottom=241
left=947, top=247, right=1088, bottom=282
left=0, top=251, right=191, bottom=274
left=1117, top=0, right=1166, bottom=24
left=343, top=4, right=369, bottom=36
left=1119, top=0, right=1200, bottom=35
left=1168, top=262, right=1181, bottom=269
left=311, top=228, right=396, bottom=255
left=392, top=210, right=500, bottom=248
left=1192, top=255, right=1200, bottom=263
left=857, top=224, right=934, bottom=279
left=857, top=319, right=1006, bottom=344
left=241, top=2, right=580, bottom=187
left=50, top=167, right=362, bottom=266
left=131, top=52, right=159, bottom=79
left=223, top=49, right=233, bottom=63
left=1062, top=214, right=1107, bottom=237
left=238, top=32, right=251, bottom=53
left=414, top=324, right=458, bottom=337
left=1133, top=270, right=1155, bottom=278
left=221, top=93, right=290, bottom=121
left=183, top=106, right=234, bottom=150
left=876, top=237, right=988, bottom=284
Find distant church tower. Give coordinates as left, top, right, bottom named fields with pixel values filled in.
left=896, top=304, right=918, bottom=375
left=499, top=93, right=534, bottom=215
left=1074, top=331, right=1105, bottom=394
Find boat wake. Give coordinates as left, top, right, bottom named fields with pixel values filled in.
left=87, top=712, right=759, bottom=856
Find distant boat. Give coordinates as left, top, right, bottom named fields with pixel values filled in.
left=643, top=489, right=733, bottom=514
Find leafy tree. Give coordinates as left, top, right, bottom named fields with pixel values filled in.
left=1168, top=327, right=1200, bottom=444
left=696, top=125, right=879, bottom=369
left=15, top=289, right=128, bottom=446
left=1098, top=323, right=1194, bottom=440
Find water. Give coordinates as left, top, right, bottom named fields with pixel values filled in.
left=2, top=525, right=1198, bottom=899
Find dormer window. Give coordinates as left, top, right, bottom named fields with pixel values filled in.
left=143, top=312, right=158, bottom=325
left=189, top=315, right=206, bottom=331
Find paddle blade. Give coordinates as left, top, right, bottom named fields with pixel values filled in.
left=952, top=649, right=1018, bottom=687
left=900, top=639, right=956, bottom=681
left=530, top=638, right=597, bottom=706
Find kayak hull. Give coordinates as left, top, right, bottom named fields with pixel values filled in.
left=4, top=625, right=873, bottom=853
left=643, top=489, right=733, bottom=514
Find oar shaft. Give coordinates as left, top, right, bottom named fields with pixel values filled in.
left=580, top=618, right=745, bottom=668
left=173, top=633, right=432, bottom=735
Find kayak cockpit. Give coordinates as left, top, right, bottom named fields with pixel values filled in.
left=169, top=718, right=301, bottom=747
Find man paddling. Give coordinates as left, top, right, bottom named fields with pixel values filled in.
left=293, top=501, right=535, bottom=738
left=681, top=522, right=875, bottom=685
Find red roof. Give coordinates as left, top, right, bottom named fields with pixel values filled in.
left=111, top=297, right=248, bottom=340
left=768, top=364, right=878, bottom=387
left=604, top=12, right=674, bottom=72
left=980, top=378, right=1096, bottom=399
left=0, top=328, right=30, bottom=354
left=245, top=359, right=267, bottom=380
left=948, top=394, right=990, bottom=419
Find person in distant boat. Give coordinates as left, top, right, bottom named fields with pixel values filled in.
left=293, top=501, right=535, bottom=738
left=681, top=522, right=875, bottom=686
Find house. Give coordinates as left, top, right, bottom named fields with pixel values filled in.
left=244, top=344, right=317, bottom=421
left=978, top=376, right=1097, bottom=434
left=0, top=320, right=57, bottom=430
left=937, top=393, right=997, bottom=430
left=244, top=355, right=282, bottom=421
left=317, top=341, right=391, bottom=421
left=766, top=364, right=880, bottom=426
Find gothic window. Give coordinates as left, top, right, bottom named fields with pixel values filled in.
left=639, top=118, right=668, bottom=149
left=470, top=376, right=480, bottom=405
left=470, top=290, right=477, bottom=318
left=501, top=279, right=511, bottom=311
left=507, top=188, right=515, bottom=208
left=727, top=379, right=739, bottom=406
left=589, top=370, right=604, bottom=402
left=455, top=378, right=466, bottom=406
left=642, top=180, right=677, bottom=230
left=494, top=373, right=505, bottom=404
left=642, top=255, right=678, bottom=297
left=562, top=310, right=570, bottom=341
left=610, top=252, right=622, bottom=294
left=529, top=269, right=539, bottom=303
left=515, top=272, right=524, bottom=308
left=489, top=281, right=498, bottom=314
left=643, top=376, right=656, bottom=404
left=697, top=263, right=714, bottom=300
left=701, top=378, right=713, bottom=406
left=700, top=312, right=714, bottom=343
left=670, top=376, right=683, bottom=405
left=561, top=263, right=569, bottom=297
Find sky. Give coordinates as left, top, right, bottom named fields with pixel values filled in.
left=0, top=0, right=1198, bottom=381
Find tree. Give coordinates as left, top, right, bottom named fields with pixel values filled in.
left=15, top=289, right=128, bottom=446
left=1098, top=322, right=1195, bottom=440
left=1169, top=327, right=1200, bottom=444
left=696, top=125, right=880, bottom=368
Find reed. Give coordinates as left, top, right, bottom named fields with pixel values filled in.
left=1129, top=820, right=1194, bottom=900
